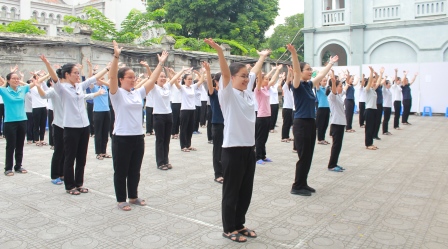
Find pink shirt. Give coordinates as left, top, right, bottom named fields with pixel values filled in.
left=255, top=87, right=271, bottom=117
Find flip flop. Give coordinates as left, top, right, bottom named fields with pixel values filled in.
left=14, top=168, right=28, bottom=174
left=238, top=228, right=257, bottom=238
left=66, top=189, right=80, bottom=195
left=222, top=233, right=247, bottom=243
left=129, top=198, right=146, bottom=206
left=102, top=154, right=112, bottom=158
left=76, top=187, right=89, bottom=193
left=188, top=147, right=197, bottom=151
left=4, top=170, right=14, bottom=176
left=214, top=177, right=224, bottom=184
left=117, top=202, right=131, bottom=211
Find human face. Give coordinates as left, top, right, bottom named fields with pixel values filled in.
left=157, top=72, right=167, bottom=86
left=262, top=75, right=269, bottom=87
left=184, top=75, right=193, bottom=86
left=120, top=70, right=136, bottom=91
left=336, top=83, right=343, bottom=94
left=65, top=67, right=80, bottom=84
left=8, top=73, right=20, bottom=90
left=301, top=64, right=312, bottom=81
left=320, top=77, right=327, bottom=87
left=231, top=67, right=250, bottom=91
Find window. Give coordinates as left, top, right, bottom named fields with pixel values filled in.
left=49, top=13, right=54, bottom=24
left=32, top=11, right=38, bottom=21
left=41, top=12, right=46, bottom=23
left=1, top=6, right=7, bottom=18
left=323, top=0, right=345, bottom=10
left=10, top=8, right=16, bottom=19
left=56, top=14, right=61, bottom=25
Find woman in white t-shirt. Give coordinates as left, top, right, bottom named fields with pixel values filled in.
left=364, top=66, right=383, bottom=150
left=392, top=69, right=403, bottom=130
left=205, top=38, right=269, bottom=243
left=109, top=41, right=168, bottom=211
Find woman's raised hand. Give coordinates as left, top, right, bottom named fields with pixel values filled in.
left=158, top=51, right=169, bottom=64
left=204, top=38, right=221, bottom=50
left=113, top=40, right=122, bottom=57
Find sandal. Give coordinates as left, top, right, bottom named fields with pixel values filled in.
left=187, top=147, right=197, bottom=151
left=166, top=164, right=172, bottom=169
left=117, top=202, right=131, bottom=211
left=318, top=141, right=327, bottom=145
left=181, top=148, right=190, bottom=152
left=36, top=142, right=42, bottom=146
left=102, top=154, right=112, bottom=158
left=366, top=146, right=377, bottom=150
left=41, top=142, right=48, bottom=146
left=214, top=177, right=224, bottom=184
left=66, top=189, right=80, bottom=195
left=27, top=141, right=33, bottom=144
left=14, top=168, right=28, bottom=174
left=76, top=187, right=89, bottom=193
left=222, top=233, right=247, bottom=243
left=129, top=198, right=146, bottom=206
left=4, top=170, right=14, bottom=176
left=158, top=165, right=168, bottom=170
left=238, top=228, right=257, bottom=238
left=96, top=154, right=104, bottom=160
left=281, top=139, right=290, bottom=143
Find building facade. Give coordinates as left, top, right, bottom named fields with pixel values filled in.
left=303, top=0, right=448, bottom=66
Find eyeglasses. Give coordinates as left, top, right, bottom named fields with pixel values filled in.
left=235, top=74, right=249, bottom=79
left=124, top=76, right=137, bottom=80
left=304, top=68, right=313, bottom=71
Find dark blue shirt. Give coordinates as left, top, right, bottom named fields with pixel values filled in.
left=293, top=80, right=316, bottom=119
left=208, top=89, right=224, bottom=124
left=346, top=85, right=355, bottom=100
left=401, top=85, right=412, bottom=99
left=376, top=86, right=383, bottom=104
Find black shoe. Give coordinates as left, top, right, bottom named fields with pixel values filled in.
left=290, top=188, right=312, bottom=196
left=304, top=185, right=316, bottom=193
left=373, top=137, right=381, bottom=140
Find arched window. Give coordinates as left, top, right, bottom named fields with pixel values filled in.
left=32, top=11, right=38, bottom=21
left=56, top=14, right=61, bottom=25
left=1, top=6, right=7, bottom=18
left=49, top=13, right=54, bottom=24
left=41, top=12, right=46, bottom=23
left=10, top=8, right=16, bottom=19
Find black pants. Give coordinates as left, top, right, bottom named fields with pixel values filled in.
left=109, top=105, right=115, bottom=137
left=316, top=107, right=330, bottom=141
left=63, top=127, right=90, bottom=191
left=328, top=124, right=345, bottom=168
left=153, top=113, right=172, bottom=167
left=194, top=105, right=201, bottom=132
left=359, top=102, right=366, bottom=127
left=32, top=107, right=47, bottom=141
left=180, top=110, right=195, bottom=149
left=94, top=111, right=110, bottom=154
left=112, top=135, right=145, bottom=202
left=292, top=118, right=316, bottom=190
left=4, top=121, right=26, bottom=172
left=365, top=109, right=376, bottom=147
left=171, top=103, right=181, bottom=135
left=383, top=107, right=391, bottom=134
left=402, top=99, right=412, bottom=123
left=51, top=125, right=64, bottom=179
left=269, top=104, right=279, bottom=130
left=374, top=104, right=383, bottom=138
left=48, top=110, right=54, bottom=146
left=281, top=108, right=293, bottom=139
left=212, top=124, right=224, bottom=179
left=344, top=99, right=355, bottom=130
left=200, top=101, right=207, bottom=126
left=26, top=112, right=33, bottom=142
left=0, top=103, right=4, bottom=135
left=207, top=105, right=213, bottom=141
left=87, top=102, right=94, bottom=136
left=221, top=146, right=256, bottom=233
left=393, top=101, right=401, bottom=128
left=255, top=117, right=270, bottom=160
left=145, top=107, right=154, bottom=134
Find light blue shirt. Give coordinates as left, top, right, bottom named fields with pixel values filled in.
left=316, top=86, right=329, bottom=108
left=0, top=85, right=30, bottom=122
left=91, top=85, right=109, bottom=112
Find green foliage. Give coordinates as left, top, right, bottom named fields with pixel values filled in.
left=62, top=26, right=74, bottom=34
left=0, top=24, right=6, bottom=32
left=173, top=36, right=250, bottom=55
left=267, top=13, right=304, bottom=60
left=2, top=19, right=46, bottom=35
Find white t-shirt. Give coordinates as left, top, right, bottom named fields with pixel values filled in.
left=359, top=86, right=366, bottom=102
left=200, top=84, right=209, bottom=102
left=0, top=95, right=3, bottom=104
left=110, top=87, right=146, bottom=136
left=152, top=83, right=172, bottom=114
left=391, top=83, right=402, bottom=102
left=328, top=91, right=346, bottom=125
left=145, top=90, right=154, bottom=107
left=365, top=88, right=377, bottom=109
left=219, top=77, right=256, bottom=148
left=31, top=85, right=48, bottom=108
left=25, top=92, right=32, bottom=113
left=382, top=87, right=393, bottom=108
left=282, top=83, right=294, bottom=109
left=170, top=84, right=181, bottom=103
left=180, top=84, right=199, bottom=110
left=269, top=82, right=279, bottom=104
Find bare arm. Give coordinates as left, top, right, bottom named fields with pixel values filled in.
left=202, top=62, right=214, bottom=95
left=268, top=64, right=283, bottom=88
left=409, top=72, right=418, bottom=85
left=312, top=55, right=339, bottom=88
left=87, top=59, right=93, bottom=78
left=251, top=50, right=271, bottom=76
left=330, top=70, right=337, bottom=94
left=140, top=61, right=152, bottom=77
left=170, top=67, right=190, bottom=85
left=109, top=41, right=122, bottom=95
left=287, top=44, right=302, bottom=89
left=204, top=38, right=230, bottom=88
left=365, top=66, right=375, bottom=91
left=142, top=51, right=169, bottom=94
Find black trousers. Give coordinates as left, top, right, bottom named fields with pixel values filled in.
left=51, top=125, right=64, bottom=179
left=94, top=111, right=110, bottom=154
left=281, top=108, right=293, bottom=139
left=359, top=102, right=366, bottom=127
left=255, top=117, right=270, bottom=160
left=221, top=146, right=256, bottom=233
left=402, top=99, right=412, bottom=123
left=207, top=105, right=213, bottom=141
left=26, top=112, right=33, bottom=142
left=393, top=101, right=402, bottom=128
left=87, top=102, right=94, bottom=136
left=269, top=104, right=279, bottom=130
left=153, top=113, right=172, bottom=167
left=328, top=124, right=345, bottom=168
left=316, top=107, right=330, bottom=141
left=32, top=107, right=47, bottom=141
left=383, top=107, right=391, bottom=134
left=48, top=110, right=54, bottom=146
left=180, top=110, right=195, bottom=149
left=145, top=107, right=154, bottom=134
left=374, top=104, right=383, bottom=138
left=0, top=103, right=4, bottom=135
left=171, top=103, right=181, bottom=135
left=344, top=99, right=355, bottom=130
left=200, top=101, right=207, bottom=126
left=292, top=118, right=316, bottom=190
left=63, top=127, right=90, bottom=191
left=4, top=121, right=26, bottom=172
left=112, top=135, right=145, bottom=202
left=364, top=109, right=376, bottom=146
left=194, top=105, right=201, bottom=132
left=212, top=124, right=224, bottom=179
left=109, top=105, right=115, bottom=137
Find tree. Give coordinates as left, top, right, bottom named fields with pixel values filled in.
left=1, top=19, right=46, bottom=35
left=267, top=13, right=304, bottom=60
left=147, top=0, right=279, bottom=47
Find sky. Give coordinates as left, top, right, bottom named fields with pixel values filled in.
left=266, top=0, right=305, bottom=37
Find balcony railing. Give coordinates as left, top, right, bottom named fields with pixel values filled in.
left=322, top=9, right=345, bottom=26
left=415, top=1, right=446, bottom=17
left=373, top=5, right=401, bottom=21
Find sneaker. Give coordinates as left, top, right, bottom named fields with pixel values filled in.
left=51, top=178, right=63, bottom=185
left=263, top=158, right=273, bottom=162
left=373, top=137, right=381, bottom=140
left=290, top=188, right=312, bottom=196
left=303, top=185, right=316, bottom=193
left=328, top=166, right=344, bottom=172
left=192, top=131, right=199, bottom=134
left=383, top=132, right=392, bottom=135
left=256, top=159, right=265, bottom=165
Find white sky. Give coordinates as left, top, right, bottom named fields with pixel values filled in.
left=266, top=0, right=305, bottom=37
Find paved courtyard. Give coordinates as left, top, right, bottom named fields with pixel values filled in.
left=0, top=115, right=447, bottom=249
